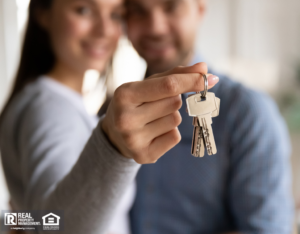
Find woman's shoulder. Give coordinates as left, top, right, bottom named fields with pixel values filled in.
left=20, top=79, right=77, bottom=112
left=1, top=78, right=84, bottom=135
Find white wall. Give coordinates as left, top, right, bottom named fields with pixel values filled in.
left=0, top=0, right=19, bottom=211
left=197, top=0, right=300, bottom=93
left=0, top=0, right=19, bottom=110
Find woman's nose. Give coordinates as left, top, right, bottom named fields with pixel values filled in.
left=92, top=14, right=119, bottom=38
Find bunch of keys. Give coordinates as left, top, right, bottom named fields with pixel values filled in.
left=186, top=74, right=220, bottom=157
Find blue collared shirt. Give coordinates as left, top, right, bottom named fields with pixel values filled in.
left=129, top=54, right=294, bottom=233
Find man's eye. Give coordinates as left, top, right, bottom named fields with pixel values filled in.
left=75, top=6, right=92, bottom=16
left=111, top=12, right=123, bottom=21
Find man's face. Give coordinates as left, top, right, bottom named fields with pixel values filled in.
left=126, top=0, right=206, bottom=74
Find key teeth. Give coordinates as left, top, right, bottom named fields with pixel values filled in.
left=201, top=117, right=216, bottom=156
left=191, top=116, right=217, bottom=157
left=191, top=124, right=203, bottom=158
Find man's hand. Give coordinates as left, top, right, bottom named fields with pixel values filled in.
left=101, top=63, right=219, bottom=164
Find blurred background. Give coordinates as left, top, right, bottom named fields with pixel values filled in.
left=0, top=0, right=299, bottom=231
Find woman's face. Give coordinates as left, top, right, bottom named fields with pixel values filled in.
left=42, top=0, right=124, bottom=73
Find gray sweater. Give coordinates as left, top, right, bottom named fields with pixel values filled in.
left=0, top=77, right=140, bottom=233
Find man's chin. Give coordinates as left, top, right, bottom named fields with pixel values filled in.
left=146, top=57, right=182, bottom=75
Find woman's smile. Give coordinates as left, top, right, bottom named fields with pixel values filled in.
left=81, top=41, right=110, bottom=59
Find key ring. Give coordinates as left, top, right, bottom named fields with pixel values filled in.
left=201, top=74, right=208, bottom=98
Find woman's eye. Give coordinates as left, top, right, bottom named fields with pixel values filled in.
left=75, top=6, right=92, bottom=16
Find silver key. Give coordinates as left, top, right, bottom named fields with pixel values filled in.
left=186, top=92, right=220, bottom=118
left=190, top=92, right=205, bottom=157
left=191, top=117, right=205, bottom=157
left=198, top=113, right=217, bottom=155
left=187, top=92, right=220, bottom=155
left=186, top=74, right=220, bottom=156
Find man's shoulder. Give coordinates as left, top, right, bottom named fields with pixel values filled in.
left=212, top=71, right=277, bottom=117
left=212, top=72, right=289, bottom=142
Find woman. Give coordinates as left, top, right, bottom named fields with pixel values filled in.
left=0, top=0, right=217, bottom=233
left=0, top=0, right=139, bottom=233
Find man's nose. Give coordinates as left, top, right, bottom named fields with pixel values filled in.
left=147, top=9, right=170, bottom=35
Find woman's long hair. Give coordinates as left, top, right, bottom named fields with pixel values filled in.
left=0, top=0, right=54, bottom=125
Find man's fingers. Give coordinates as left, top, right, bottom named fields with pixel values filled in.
left=125, top=73, right=219, bottom=104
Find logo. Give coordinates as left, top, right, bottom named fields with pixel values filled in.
left=4, top=213, right=17, bottom=225
left=42, top=213, right=60, bottom=225
left=1, top=210, right=63, bottom=232
left=42, top=213, right=60, bottom=230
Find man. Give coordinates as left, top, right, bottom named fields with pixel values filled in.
left=123, top=0, right=294, bottom=233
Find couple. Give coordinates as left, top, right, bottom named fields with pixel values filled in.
left=0, top=0, right=294, bottom=233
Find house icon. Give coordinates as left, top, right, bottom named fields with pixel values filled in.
left=42, top=213, right=60, bottom=226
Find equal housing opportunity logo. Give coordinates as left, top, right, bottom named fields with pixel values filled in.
left=1, top=210, right=64, bottom=232
left=42, top=213, right=61, bottom=230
